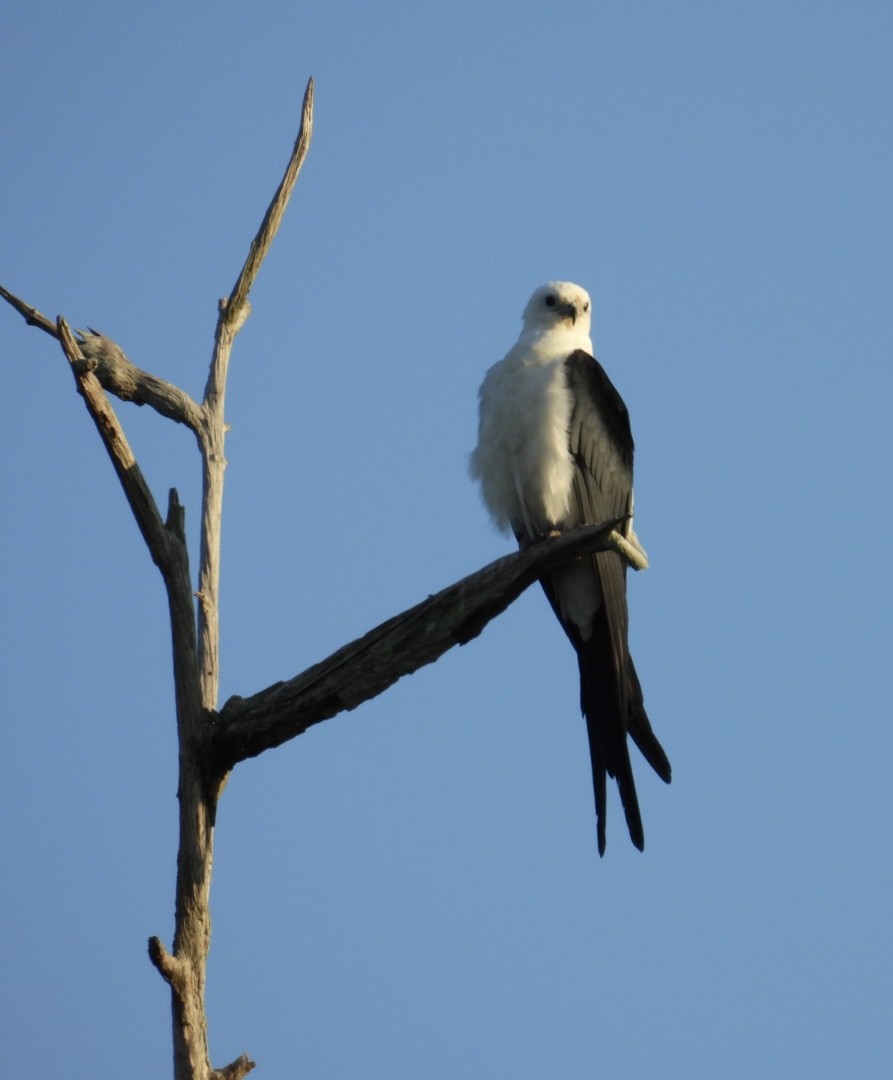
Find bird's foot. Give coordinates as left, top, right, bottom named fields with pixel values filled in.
left=517, top=528, right=563, bottom=550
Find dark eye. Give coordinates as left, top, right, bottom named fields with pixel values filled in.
left=544, top=294, right=556, bottom=307
left=583, top=301, right=590, bottom=313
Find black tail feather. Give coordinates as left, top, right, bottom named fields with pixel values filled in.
left=538, top=570, right=670, bottom=854
left=576, top=616, right=673, bottom=853
left=584, top=684, right=609, bottom=856
left=627, top=657, right=672, bottom=785
left=578, top=623, right=645, bottom=855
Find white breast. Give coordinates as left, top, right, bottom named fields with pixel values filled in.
left=470, top=344, right=575, bottom=539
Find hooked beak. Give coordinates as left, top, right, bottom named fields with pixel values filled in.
left=557, top=302, right=577, bottom=324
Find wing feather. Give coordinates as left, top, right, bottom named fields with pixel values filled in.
left=546, top=350, right=669, bottom=852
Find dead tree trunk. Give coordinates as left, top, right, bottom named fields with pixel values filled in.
left=0, top=77, right=644, bottom=1080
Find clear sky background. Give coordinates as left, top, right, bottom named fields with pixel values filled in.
left=2, top=2, right=891, bottom=1077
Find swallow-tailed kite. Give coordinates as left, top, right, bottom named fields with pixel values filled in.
left=470, top=281, right=671, bottom=854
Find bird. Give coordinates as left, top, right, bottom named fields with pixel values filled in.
left=470, top=281, right=671, bottom=855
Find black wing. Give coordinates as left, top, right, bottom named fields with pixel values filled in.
left=541, top=350, right=670, bottom=854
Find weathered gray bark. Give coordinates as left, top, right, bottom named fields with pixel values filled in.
left=214, top=519, right=634, bottom=768
left=1, top=76, right=642, bottom=1079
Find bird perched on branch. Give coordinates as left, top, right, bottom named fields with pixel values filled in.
left=470, top=281, right=671, bottom=854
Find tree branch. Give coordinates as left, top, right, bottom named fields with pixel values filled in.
left=148, top=936, right=183, bottom=988
left=2, top=285, right=204, bottom=431
left=0, top=283, right=58, bottom=335
left=196, top=75, right=315, bottom=711
left=78, top=331, right=205, bottom=432
left=215, top=76, right=315, bottom=343
left=55, top=315, right=215, bottom=1075
left=211, top=1055, right=256, bottom=1080
left=56, top=318, right=172, bottom=570
left=216, top=522, right=632, bottom=767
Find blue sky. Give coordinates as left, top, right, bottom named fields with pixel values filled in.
left=2, top=2, right=891, bottom=1076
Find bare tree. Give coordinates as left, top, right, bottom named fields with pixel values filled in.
left=1, top=78, right=644, bottom=1080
